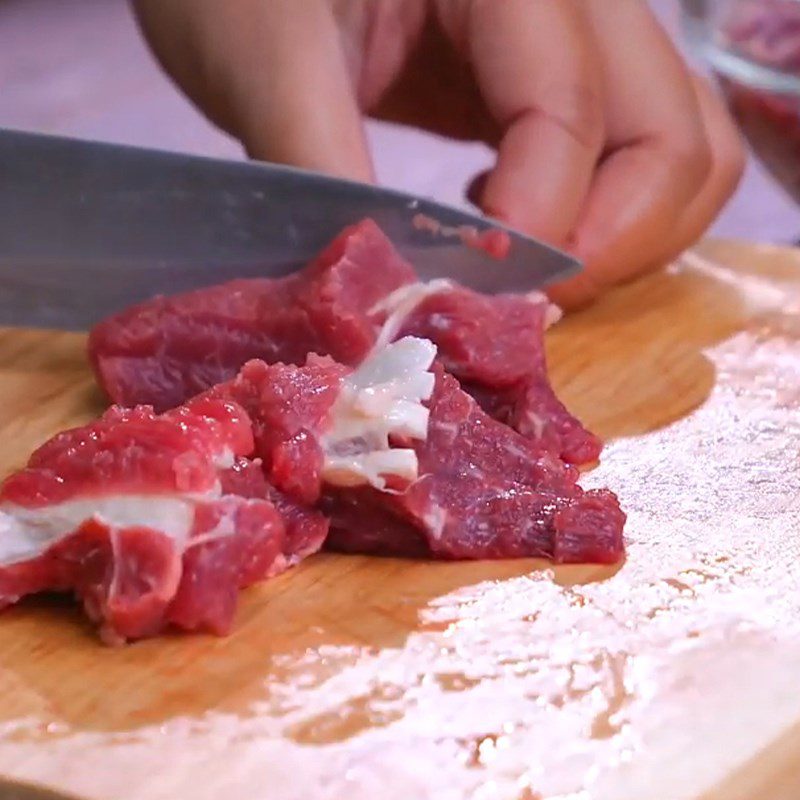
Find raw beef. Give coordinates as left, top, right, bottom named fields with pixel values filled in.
left=206, top=337, right=439, bottom=504
left=725, top=0, right=800, bottom=72
left=411, top=212, right=512, bottom=260
left=0, top=397, right=317, bottom=643
left=0, top=331, right=625, bottom=643
left=716, top=1, right=800, bottom=206
left=0, top=338, right=439, bottom=643
left=323, top=367, right=624, bottom=563
left=89, top=219, right=598, bottom=465
left=206, top=339, right=624, bottom=565
left=394, top=285, right=601, bottom=465
left=88, top=219, right=414, bottom=412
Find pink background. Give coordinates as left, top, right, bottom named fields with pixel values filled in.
left=0, top=0, right=796, bottom=243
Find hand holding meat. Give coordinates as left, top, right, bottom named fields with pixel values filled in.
left=133, top=0, right=745, bottom=307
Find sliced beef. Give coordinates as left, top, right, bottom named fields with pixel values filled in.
left=89, top=219, right=598, bottom=465
left=88, top=219, right=413, bottom=412
left=0, top=397, right=327, bottom=644
left=323, top=368, right=624, bottom=564
left=397, top=286, right=601, bottom=465
left=207, top=342, right=624, bottom=565
left=206, top=337, right=439, bottom=503
left=0, top=338, right=439, bottom=643
left=0, top=333, right=625, bottom=644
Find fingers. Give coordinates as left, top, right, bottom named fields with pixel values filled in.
left=454, top=0, right=605, bottom=245
left=134, top=0, right=373, bottom=181
left=650, top=77, right=746, bottom=266
left=548, top=0, right=732, bottom=308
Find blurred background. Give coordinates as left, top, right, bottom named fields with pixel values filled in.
left=0, top=0, right=796, bottom=244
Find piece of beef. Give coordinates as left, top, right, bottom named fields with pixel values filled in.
left=89, top=219, right=598, bottom=465
left=206, top=337, right=439, bottom=504
left=207, top=340, right=624, bottom=565
left=396, top=286, right=601, bottom=465
left=219, top=458, right=327, bottom=570
left=88, top=219, right=413, bottom=412
left=0, top=339, right=437, bottom=643
left=0, top=397, right=327, bottom=644
left=0, top=335, right=624, bottom=647
left=323, top=367, right=624, bottom=564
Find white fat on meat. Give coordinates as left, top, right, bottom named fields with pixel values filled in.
left=0, top=418, right=244, bottom=567
left=370, top=281, right=561, bottom=354
left=525, top=290, right=563, bottom=328
left=0, top=495, right=199, bottom=567
left=421, top=502, right=448, bottom=540
left=321, top=336, right=437, bottom=491
left=213, top=447, right=235, bottom=470
left=370, top=280, right=453, bottom=351
left=0, top=478, right=246, bottom=568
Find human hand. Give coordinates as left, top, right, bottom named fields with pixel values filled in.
left=134, top=0, right=745, bottom=308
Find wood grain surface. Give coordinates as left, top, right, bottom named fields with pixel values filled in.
left=0, top=240, right=799, bottom=800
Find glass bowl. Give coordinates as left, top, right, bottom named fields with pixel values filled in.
left=681, top=0, right=800, bottom=204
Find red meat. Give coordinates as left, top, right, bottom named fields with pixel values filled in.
left=397, top=286, right=600, bottom=465
left=0, top=333, right=625, bottom=645
left=206, top=357, right=349, bottom=505
left=89, top=219, right=598, bottom=465
left=219, top=458, right=327, bottom=570
left=88, top=220, right=413, bottom=411
left=411, top=212, right=512, bottom=259
left=1, top=398, right=253, bottom=506
left=0, top=338, right=441, bottom=643
left=207, top=337, right=440, bottom=503
left=0, top=397, right=327, bottom=644
left=323, top=368, right=624, bottom=563
left=210, top=342, right=624, bottom=564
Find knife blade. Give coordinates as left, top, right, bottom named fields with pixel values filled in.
left=0, top=128, right=581, bottom=331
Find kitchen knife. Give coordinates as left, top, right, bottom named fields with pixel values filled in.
left=0, top=128, right=581, bottom=331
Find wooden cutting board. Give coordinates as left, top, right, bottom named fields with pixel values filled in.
left=0, top=240, right=799, bottom=800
